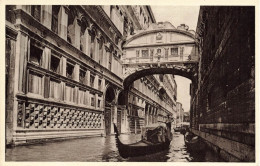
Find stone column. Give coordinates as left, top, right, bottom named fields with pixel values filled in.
left=43, top=47, right=51, bottom=70
left=58, top=6, right=68, bottom=40
left=60, top=56, right=67, bottom=77
left=6, top=37, right=17, bottom=145
left=85, top=70, right=89, bottom=87
left=74, top=64, right=79, bottom=82
left=41, top=5, right=52, bottom=29
left=81, top=29, right=89, bottom=54
left=94, top=75, right=99, bottom=89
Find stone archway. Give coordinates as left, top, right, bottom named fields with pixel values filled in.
left=104, top=86, right=116, bottom=135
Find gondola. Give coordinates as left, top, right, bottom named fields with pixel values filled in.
left=184, top=132, right=205, bottom=152
left=113, top=123, right=171, bottom=158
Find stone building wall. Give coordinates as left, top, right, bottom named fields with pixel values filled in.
left=191, top=6, right=255, bottom=161
left=5, top=5, right=176, bottom=145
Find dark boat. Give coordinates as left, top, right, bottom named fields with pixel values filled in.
left=113, top=123, right=171, bottom=158
left=184, top=132, right=205, bottom=152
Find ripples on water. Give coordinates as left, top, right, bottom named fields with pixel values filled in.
left=6, top=132, right=223, bottom=162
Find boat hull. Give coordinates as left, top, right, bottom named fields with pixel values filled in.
left=114, top=124, right=171, bottom=158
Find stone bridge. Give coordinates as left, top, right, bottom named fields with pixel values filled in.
left=122, top=22, right=199, bottom=90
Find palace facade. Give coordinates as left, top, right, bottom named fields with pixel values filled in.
left=5, top=5, right=177, bottom=146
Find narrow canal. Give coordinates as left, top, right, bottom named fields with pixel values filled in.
left=6, top=132, right=224, bottom=162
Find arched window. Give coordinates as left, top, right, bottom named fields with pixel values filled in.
left=99, top=37, right=104, bottom=64
left=90, top=32, right=95, bottom=59
left=67, top=7, right=77, bottom=44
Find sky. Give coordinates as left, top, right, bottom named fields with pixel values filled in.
left=151, top=6, right=200, bottom=112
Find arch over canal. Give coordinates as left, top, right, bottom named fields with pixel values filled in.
left=122, top=22, right=199, bottom=94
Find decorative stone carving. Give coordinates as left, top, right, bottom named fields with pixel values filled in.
left=17, top=101, right=103, bottom=130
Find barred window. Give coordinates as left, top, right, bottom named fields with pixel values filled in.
left=171, top=48, right=178, bottom=55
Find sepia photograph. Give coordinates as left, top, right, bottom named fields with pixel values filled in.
left=3, top=2, right=257, bottom=163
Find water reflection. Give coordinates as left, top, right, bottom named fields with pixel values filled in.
left=6, top=132, right=223, bottom=162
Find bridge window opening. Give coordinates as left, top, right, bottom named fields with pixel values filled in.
left=157, top=49, right=161, bottom=54
left=171, top=47, right=178, bottom=56
left=142, top=50, right=149, bottom=58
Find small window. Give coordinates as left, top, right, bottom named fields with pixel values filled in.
left=90, top=74, right=95, bottom=87
left=51, top=6, right=60, bottom=34
left=142, top=50, right=149, bottom=58
left=91, top=97, right=95, bottom=107
left=66, top=62, right=74, bottom=79
left=50, top=55, right=60, bottom=73
left=98, top=99, right=101, bottom=108
left=171, top=48, right=178, bottom=56
left=30, top=45, right=43, bottom=66
left=180, top=47, right=184, bottom=56
left=79, top=69, right=86, bottom=84
left=31, top=5, right=41, bottom=21
left=98, top=79, right=102, bottom=90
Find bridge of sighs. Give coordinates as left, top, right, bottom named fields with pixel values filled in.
left=122, top=22, right=199, bottom=91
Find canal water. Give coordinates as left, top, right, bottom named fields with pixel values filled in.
left=6, top=132, right=224, bottom=162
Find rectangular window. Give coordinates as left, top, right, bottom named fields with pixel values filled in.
left=91, top=97, right=95, bottom=107
left=51, top=6, right=60, bottom=34
left=28, top=71, right=43, bottom=95
left=90, top=35, right=95, bottom=59
left=98, top=79, right=102, bottom=91
left=30, top=45, right=43, bottom=66
left=98, top=99, right=101, bottom=108
left=90, top=74, right=95, bottom=87
left=49, top=78, right=61, bottom=100
left=180, top=47, right=184, bottom=55
left=66, top=62, right=74, bottom=79
left=31, top=5, right=41, bottom=21
left=142, top=50, right=149, bottom=58
left=65, top=84, right=75, bottom=102
left=171, top=48, right=178, bottom=56
left=79, top=69, right=86, bottom=84
left=50, top=55, right=60, bottom=73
